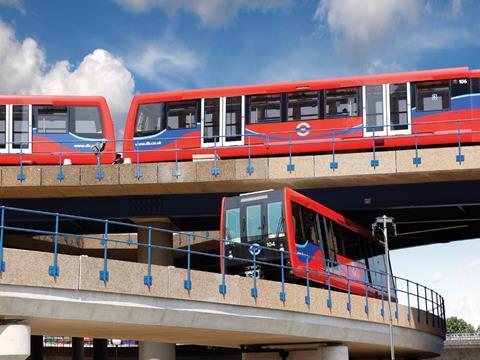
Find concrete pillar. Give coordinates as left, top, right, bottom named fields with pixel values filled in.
left=139, top=342, right=176, bottom=360
left=137, top=220, right=175, bottom=360
left=289, top=345, right=349, bottom=360
left=72, top=337, right=84, bottom=360
left=30, top=335, right=43, bottom=360
left=0, top=324, right=31, bottom=360
left=93, top=339, right=108, bottom=360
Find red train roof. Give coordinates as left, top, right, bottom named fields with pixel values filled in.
left=0, top=94, right=107, bottom=106
left=134, top=67, right=472, bottom=103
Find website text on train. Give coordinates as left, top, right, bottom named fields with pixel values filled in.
left=123, top=66, right=480, bottom=162
left=0, top=95, right=115, bottom=165
left=220, top=187, right=392, bottom=299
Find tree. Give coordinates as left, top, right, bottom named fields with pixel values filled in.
left=446, top=316, right=475, bottom=333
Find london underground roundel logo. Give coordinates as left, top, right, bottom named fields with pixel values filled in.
left=296, top=122, right=311, bottom=137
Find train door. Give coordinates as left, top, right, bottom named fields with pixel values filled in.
left=0, top=104, right=32, bottom=154
left=201, top=96, right=244, bottom=147
left=363, top=83, right=411, bottom=137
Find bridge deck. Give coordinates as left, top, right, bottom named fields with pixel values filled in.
left=0, top=248, right=444, bottom=357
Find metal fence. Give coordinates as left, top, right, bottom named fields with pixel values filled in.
left=0, top=205, right=446, bottom=332
left=4, top=117, right=478, bottom=182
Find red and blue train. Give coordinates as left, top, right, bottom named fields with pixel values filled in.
left=122, top=66, right=480, bottom=163
left=2, top=66, right=480, bottom=165
left=220, top=187, right=390, bottom=297
left=0, top=95, right=116, bottom=164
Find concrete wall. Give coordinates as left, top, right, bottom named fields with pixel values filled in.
left=1, top=145, right=480, bottom=198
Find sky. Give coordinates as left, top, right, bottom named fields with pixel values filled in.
left=0, top=0, right=479, bottom=326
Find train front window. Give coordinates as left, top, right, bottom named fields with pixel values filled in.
left=248, top=94, right=281, bottom=123
left=73, top=106, right=103, bottom=138
left=246, top=204, right=262, bottom=240
left=135, top=103, right=164, bottom=136
left=166, top=100, right=198, bottom=129
left=287, top=91, right=319, bottom=121
left=35, top=105, right=68, bottom=134
left=267, top=202, right=283, bottom=238
left=416, top=80, right=451, bottom=112
left=325, top=87, right=359, bottom=117
left=225, top=208, right=241, bottom=243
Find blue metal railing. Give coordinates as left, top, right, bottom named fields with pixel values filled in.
left=0, top=205, right=446, bottom=333
left=2, top=117, right=478, bottom=182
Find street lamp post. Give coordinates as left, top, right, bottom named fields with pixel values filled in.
left=372, top=215, right=397, bottom=360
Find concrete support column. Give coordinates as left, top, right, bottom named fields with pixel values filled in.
left=93, top=339, right=108, bottom=360
left=72, top=337, right=85, bottom=360
left=0, top=324, right=30, bottom=360
left=30, top=335, right=43, bottom=360
left=321, top=345, right=349, bottom=359
left=137, top=220, right=175, bottom=360
left=243, top=345, right=349, bottom=360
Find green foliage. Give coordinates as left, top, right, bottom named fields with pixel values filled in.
left=446, top=316, right=475, bottom=333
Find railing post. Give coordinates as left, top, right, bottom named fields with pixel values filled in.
left=417, top=283, right=421, bottom=322
left=143, top=226, right=153, bottom=286
left=0, top=206, right=5, bottom=272
left=381, top=284, right=385, bottom=318
left=456, top=120, right=464, bottom=163
left=57, top=143, right=65, bottom=181
left=48, top=213, right=60, bottom=277
left=371, top=129, right=379, bottom=168
left=326, top=262, right=332, bottom=309
left=211, top=136, right=220, bottom=175
left=219, top=238, right=227, bottom=295
left=96, top=149, right=104, bottom=180
left=424, top=286, right=429, bottom=325
left=173, top=139, right=180, bottom=177
left=246, top=135, right=254, bottom=175
left=99, top=220, right=109, bottom=281
left=287, top=135, right=295, bottom=172
left=394, top=284, right=399, bottom=320
left=407, top=280, right=411, bottom=321
left=364, top=268, right=369, bottom=314
left=330, top=129, right=338, bottom=169
left=184, top=233, right=192, bottom=290
left=17, top=143, right=26, bottom=181
left=305, top=255, right=310, bottom=305
left=431, top=289, right=435, bottom=327
left=413, top=123, right=421, bottom=166
left=251, top=246, right=258, bottom=299
left=346, top=264, right=351, bottom=311
left=279, top=249, right=286, bottom=302
left=135, top=143, right=142, bottom=179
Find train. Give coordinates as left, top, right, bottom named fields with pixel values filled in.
left=0, top=95, right=116, bottom=165
left=2, top=66, right=480, bottom=165
left=122, top=66, right=480, bottom=163
left=219, top=187, right=391, bottom=297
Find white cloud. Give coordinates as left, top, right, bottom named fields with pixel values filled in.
left=113, top=0, right=288, bottom=26
left=0, top=19, right=135, bottom=139
left=126, top=41, right=200, bottom=89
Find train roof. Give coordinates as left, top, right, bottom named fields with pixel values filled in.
left=0, top=94, right=108, bottom=105
left=133, top=66, right=474, bottom=103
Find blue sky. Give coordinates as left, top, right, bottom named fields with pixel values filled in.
left=0, top=0, right=479, bottom=325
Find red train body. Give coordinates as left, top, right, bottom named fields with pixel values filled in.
left=122, top=67, right=480, bottom=162
left=0, top=95, right=116, bottom=165
left=220, top=188, right=390, bottom=298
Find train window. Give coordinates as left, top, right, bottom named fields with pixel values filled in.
left=333, top=223, right=365, bottom=262
left=73, top=106, right=103, bottom=138
left=324, top=219, right=338, bottom=263
left=203, top=98, right=220, bottom=142
left=35, top=106, right=68, bottom=134
left=325, top=87, right=359, bottom=117
left=248, top=94, right=281, bottom=123
left=416, top=80, right=450, bottom=112
left=389, top=83, right=408, bottom=131
left=291, top=202, right=319, bottom=247
left=225, top=208, right=241, bottom=243
left=166, top=101, right=198, bottom=130
left=135, top=103, right=165, bottom=137
left=12, top=105, right=30, bottom=149
left=246, top=204, right=262, bottom=240
left=267, top=202, right=283, bottom=238
left=287, top=91, right=319, bottom=121
left=0, top=105, right=5, bottom=149
left=225, top=96, right=242, bottom=141
left=365, top=85, right=384, bottom=132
